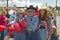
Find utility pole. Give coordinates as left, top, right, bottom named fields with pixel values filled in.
left=6, top=0, right=10, bottom=18
left=56, top=0, right=57, bottom=9
left=7, top=0, right=8, bottom=7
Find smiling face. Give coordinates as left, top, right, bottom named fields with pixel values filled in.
left=18, top=13, right=24, bottom=18
left=17, top=9, right=25, bottom=19
left=27, top=9, right=35, bottom=17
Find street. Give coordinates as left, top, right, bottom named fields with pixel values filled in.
left=57, top=16, right=60, bottom=40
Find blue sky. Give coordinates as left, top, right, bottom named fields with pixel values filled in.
left=1, top=0, right=60, bottom=7
left=30, top=0, right=60, bottom=7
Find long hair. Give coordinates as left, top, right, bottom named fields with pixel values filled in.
left=38, top=9, right=49, bottom=22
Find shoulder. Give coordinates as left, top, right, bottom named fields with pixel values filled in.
left=25, top=15, right=30, bottom=19
left=34, top=15, right=38, bottom=19
left=34, top=15, right=38, bottom=17
left=25, top=15, right=28, bottom=17
left=33, top=16, right=39, bottom=21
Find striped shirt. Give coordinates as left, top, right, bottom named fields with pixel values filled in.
left=39, top=20, right=48, bottom=30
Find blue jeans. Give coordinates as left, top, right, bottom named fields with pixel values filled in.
left=26, top=31, right=38, bottom=40
left=14, top=32, right=26, bottom=40
left=0, top=32, right=4, bottom=40
left=38, top=29, right=48, bottom=40
left=51, top=34, right=58, bottom=40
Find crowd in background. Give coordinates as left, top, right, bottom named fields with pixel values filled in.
left=0, top=5, right=58, bottom=40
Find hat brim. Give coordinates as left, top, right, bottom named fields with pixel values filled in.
left=27, top=7, right=36, bottom=11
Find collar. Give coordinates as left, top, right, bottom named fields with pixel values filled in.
left=19, top=18, right=25, bottom=22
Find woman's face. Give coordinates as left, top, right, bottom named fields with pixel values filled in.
left=17, top=9, right=25, bottom=18
left=40, top=9, right=45, bottom=17
left=27, top=9, right=35, bottom=17
left=18, top=13, right=24, bottom=18
left=40, top=9, right=45, bottom=16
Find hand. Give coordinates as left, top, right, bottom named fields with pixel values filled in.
left=48, top=37, right=51, bottom=40
left=38, top=24, right=41, bottom=29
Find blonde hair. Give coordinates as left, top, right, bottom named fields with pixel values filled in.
left=17, top=8, right=25, bottom=14
left=1, top=9, right=7, bottom=15
left=0, top=8, right=3, bottom=15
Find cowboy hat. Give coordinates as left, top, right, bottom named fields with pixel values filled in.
left=27, top=5, right=36, bottom=11
left=40, top=4, right=47, bottom=9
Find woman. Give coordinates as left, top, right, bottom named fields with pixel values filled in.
left=53, top=8, right=58, bottom=27
left=38, top=5, right=49, bottom=40
left=14, top=8, right=28, bottom=40
left=26, top=5, right=39, bottom=40
left=46, top=7, right=53, bottom=40
left=0, top=10, right=7, bottom=40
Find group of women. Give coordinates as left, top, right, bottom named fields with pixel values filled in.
left=0, top=5, right=57, bottom=40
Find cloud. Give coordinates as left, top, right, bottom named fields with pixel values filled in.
left=0, top=0, right=43, bottom=8
left=0, top=1, right=6, bottom=7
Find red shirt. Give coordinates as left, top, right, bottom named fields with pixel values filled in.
left=14, top=19, right=28, bottom=33
left=0, top=15, right=7, bottom=26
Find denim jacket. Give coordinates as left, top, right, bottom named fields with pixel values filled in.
left=25, top=15, right=39, bottom=31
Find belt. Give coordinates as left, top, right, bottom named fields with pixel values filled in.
left=28, top=30, right=38, bottom=32
left=40, top=26, right=45, bottom=29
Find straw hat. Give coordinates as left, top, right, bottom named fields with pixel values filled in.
left=46, top=7, right=50, bottom=11
left=17, top=8, right=25, bottom=14
left=40, top=4, right=47, bottom=9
